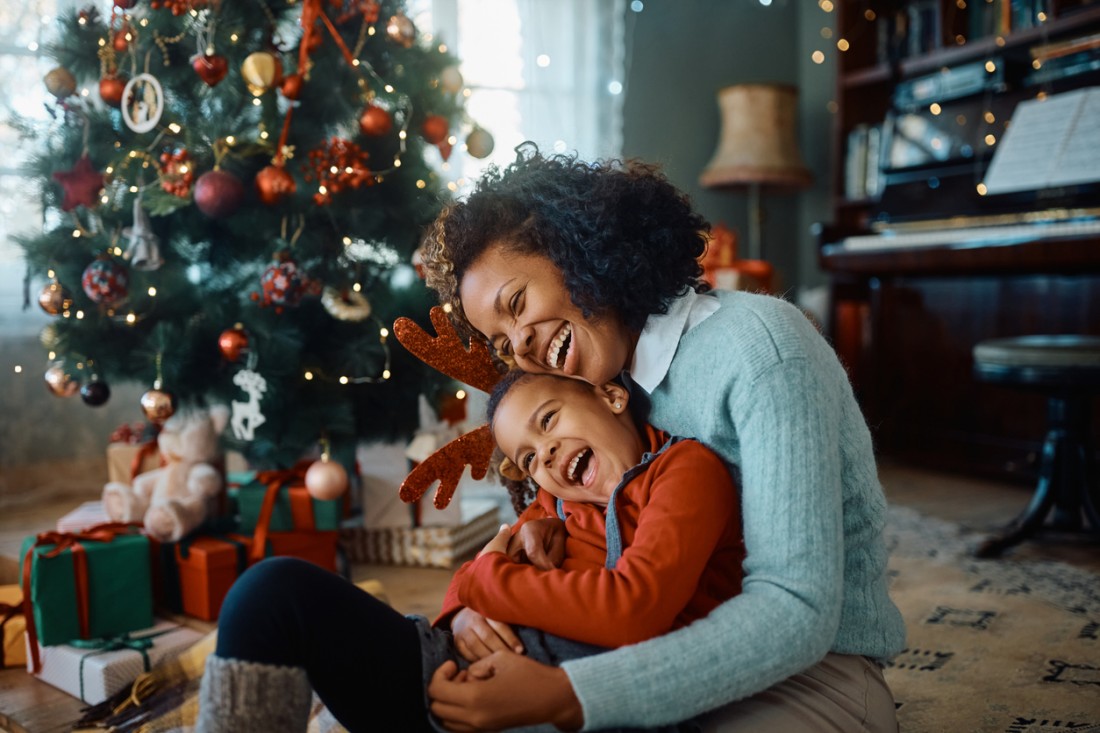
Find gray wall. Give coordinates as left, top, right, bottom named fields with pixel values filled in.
left=621, top=0, right=835, bottom=298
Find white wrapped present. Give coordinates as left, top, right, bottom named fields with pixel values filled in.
left=27, top=619, right=204, bottom=704
left=340, top=498, right=502, bottom=568
left=56, top=501, right=111, bottom=533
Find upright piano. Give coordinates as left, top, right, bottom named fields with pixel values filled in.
left=820, top=48, right=1100, bottom=481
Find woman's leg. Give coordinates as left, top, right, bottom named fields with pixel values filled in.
left=198, top=556, right=434, bottom=733
left=692, top=654, right=898, bottom=733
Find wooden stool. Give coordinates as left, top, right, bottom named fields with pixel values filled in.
left=971, top=335, right=1100, bottom=557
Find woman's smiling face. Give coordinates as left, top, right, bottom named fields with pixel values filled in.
left=492, top=375, right=640, bottom=506
left=459, top=245, right=636, bottom=386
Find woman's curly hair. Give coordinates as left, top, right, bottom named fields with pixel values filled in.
left=420, top=143, right=709, bottom=334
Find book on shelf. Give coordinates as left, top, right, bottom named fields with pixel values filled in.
left=844, top=123, right=887, bottom=201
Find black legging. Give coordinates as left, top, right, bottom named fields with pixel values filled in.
left=215, top=556, right=435, bottom=733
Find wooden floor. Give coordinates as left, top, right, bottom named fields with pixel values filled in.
left=2, top=458, right=1098, bottom=733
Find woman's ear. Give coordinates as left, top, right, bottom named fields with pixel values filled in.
left=599, top=382, right=629, bottom=413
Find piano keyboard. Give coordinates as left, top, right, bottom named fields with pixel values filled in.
left=837, top=218, right=1100, bottom=251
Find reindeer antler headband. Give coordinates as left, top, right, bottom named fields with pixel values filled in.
left=392, top=306, right=504, bottom=509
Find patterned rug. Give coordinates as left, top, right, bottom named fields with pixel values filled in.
left=883, top=506, right=1100, bottom=733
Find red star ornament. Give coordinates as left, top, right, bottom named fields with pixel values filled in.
left=53, top=155, right=104, bottom=211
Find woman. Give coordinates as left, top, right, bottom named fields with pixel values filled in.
left=420, top=144, right=905, bottom=732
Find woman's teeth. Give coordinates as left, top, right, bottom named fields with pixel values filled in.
left=547, top=323, right=573, bottom=369
left=566, top=448, right=591, bottom=482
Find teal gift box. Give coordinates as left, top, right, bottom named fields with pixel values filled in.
left=227, top=469, right=344, bottom=533
left=20, top=528, right=153, bottom=650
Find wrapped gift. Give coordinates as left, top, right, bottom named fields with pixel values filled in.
left=261, top=530, right=339, bottom=573
left=228, top=465, right=344, bottom=533
left=155, top=533, right=252, bottom=622
left=20, top=524, right=153, bottom=672
left=339, top=498, right=501, bottom=568
left=106, top=439, right=162, bottom=484
left=1, top=585, right=27, bottom=668
left=56, top=501, right=112, bottom=533
left=28, top=619, right=204, bottom=704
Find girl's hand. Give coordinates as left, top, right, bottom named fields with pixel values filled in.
left=506, top=517, right=566, bottom=569
left=451, top=607, right=524, bottom=661
left=429, top=651, right=584, bottom=732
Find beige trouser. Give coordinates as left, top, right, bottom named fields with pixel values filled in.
left=694, top=653, right=898, bottom=733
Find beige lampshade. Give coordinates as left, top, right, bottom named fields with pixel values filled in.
left=700, top=83, right=812, bottom=191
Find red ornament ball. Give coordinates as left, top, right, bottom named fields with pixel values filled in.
left=194, top=169, right=244, bottom=218
left=115, top=0, right=137, bottom=8
left=305, top=458, right=348, bottom=500
left=259, top=256, right=311, bottom=308
left=81, top=258, right=129, bottom=305
left=218, top=324, right=249, bottom=362
left=359, top=105, right=393, bottom=137
left=421, top=115, right=449, bottom=145
left=256, top=164, right=296, bottom=205
left=99, top=75, right=127, bottom=108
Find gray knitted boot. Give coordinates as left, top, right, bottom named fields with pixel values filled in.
left=196, top=654, right=313, bottom=733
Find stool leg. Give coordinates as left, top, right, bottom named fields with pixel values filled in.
left=1051, top=397, right=1084, bottom=531
left=975, top=425, right=1060, bottom=558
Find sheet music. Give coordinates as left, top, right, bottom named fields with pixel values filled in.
left=983, top=87, right=1100, bottom=194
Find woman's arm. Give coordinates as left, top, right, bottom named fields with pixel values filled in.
left=456, top=441, right=739, bottom=648
left=561, top=358, right=847, bottom=729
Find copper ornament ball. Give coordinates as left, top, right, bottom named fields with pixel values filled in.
left=218, top=325, right=249, bottom=362
left=305, top=458, right=348, bottom=501
left=140, top=387, right=177, bottom=424
left=386, top=13, right=416, bottom=48
left=38, top=281, right=73, bottom=315
left=44, top=364, right=79, bottom=398
left=44, top=67, right=77, bottom=99
left=466, top=127, right=495, bottom=159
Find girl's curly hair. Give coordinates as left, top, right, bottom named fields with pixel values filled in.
left=420, top=143, right=709, bottom=334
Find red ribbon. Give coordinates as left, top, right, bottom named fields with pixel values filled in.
left=129, top=437, right=163, bottom=482
left=21, top=523, right=141, bottom=673
left=251, top=463, right=313, bottom=564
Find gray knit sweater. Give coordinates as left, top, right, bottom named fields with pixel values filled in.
left=561, top=290, right=907, bottom=730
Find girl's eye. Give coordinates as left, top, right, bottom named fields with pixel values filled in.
left=522, top=451, right=535, bottom=471
left=540, top=409, right=556, bottom=430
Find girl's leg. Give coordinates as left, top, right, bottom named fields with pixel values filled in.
left=198, top=556, right=433, bottom=733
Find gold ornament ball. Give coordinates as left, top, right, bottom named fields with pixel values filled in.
left=386, top=13, right=416, bottom=48
left=465, top=127, right=495, bottom=159
left=38, top=281, right=73, bottom=315
left=44, top=363, right=79, bottom=398
left=305, top=458, right=348, bottom=501
left=241, top=51, right=281, bottom=96
left=439, top=66, right=463, bottom=94
left=44, top=67, right=77, bottom=99
left=140, top=387, right=177, bottom=424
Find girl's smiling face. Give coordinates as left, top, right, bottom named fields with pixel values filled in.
left=492, top=375, right=641, bottom=506
left=459, top=245, right=637, bottom=387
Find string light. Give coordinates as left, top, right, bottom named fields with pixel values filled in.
left=812, top=50, right=825, bottom=64
left=930, top=103, right=942, bottom=115
left=976, top=183, right=988, bottom=195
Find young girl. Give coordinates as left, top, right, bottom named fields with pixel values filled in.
left=420, top=144, right=905, bottom=732
left=197, top=369, right=745, bottom=733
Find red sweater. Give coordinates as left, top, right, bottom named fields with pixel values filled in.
left=436, top=426, right=745, bottom=648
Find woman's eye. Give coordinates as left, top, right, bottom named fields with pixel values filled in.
left=497, top=339, right=512, bottom=357
left=541, top=409, right=556, bottom=429
left=510, top=288, right=524, bottom=315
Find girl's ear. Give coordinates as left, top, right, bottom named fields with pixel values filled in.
left=599, top=382, right=629, bottom=413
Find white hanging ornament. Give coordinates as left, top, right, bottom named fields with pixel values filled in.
left=230, top=369, right=268, bottom=441
left=121, top=73, right=164, bottom=134
left=122, top=194, right=163, bottom=270
left=320, top=286, right=372, bottom=322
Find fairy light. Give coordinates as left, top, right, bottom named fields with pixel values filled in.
left=439, top=44, right=447, bottom=53
left=78, top=16, right=86, bottom=25
left=837, top=39, right=849, bottom=51
left=305, top=371, right=314, bottom=380
left=976, top=183, right=988, bottom=195
left=821, top=27, right=833, bottom=38
left=381, top=370, right=391, bottom=380
left=368, top=26, right=376, bottom=35
left=812, top=50, right=825, bottom=64
left=1032, top=59, right=1042, bottom=70
left=352, top=59, right=360, bottom=66
left=442, top=302, right=453, bottom=313
left=126, top=313, right=136, bottom=324
left=113, top=246, right=122, bottom=256
left=985, top=60, right=996, bottom=73
left=168, top=123, right=181, bottom=133
left=340, top=376, right=349, bottom=384
left=930, top=103, right=942, bottom=115
left=864, top=9, right=875, bottom=20
left=384, top=84, right=394, bottom=93
left=80, top=88, right=89, bottom=97
left=416, top=179, right=426, bottom=188
left=226, top=136, right=236, bottom=145
left=252, top=98, right=261, bottom=106
left=13, top=365, right=21, bottom=373
left=330, top=165, right=339, bottom=174
left=260, top=130, right=269, bottom=139
left=398, top=130, right=407, bottom=140
left=984, top=111, right=996, bottom=123
left=101, top=194, right=109, bottom=204
left=318, top=185, right=328, bottom=195
left=230, top=33, right=239, bottom=42
left=147, top=286, right=157, bottom=296
left=456, top=389, right=466, bottom=400
left=76, top=310, right=85, bottom=319
left=379, top=327, right=390, bottom=338
left=995, top=36, right=1006, bottom=47
left=393, top=158, right=401, bottom=167
left=47, top=269, right=55, bottom=278
left=1037, top=11, right=1047, bottom=21
left=463, top=89, right=471, bottom=98
left=956, top=35, right=966, bottom=45
left=98, top=38, right=105, bottom=46
left=72, top=229, right=81, bottom=237
left=984, top=134, right=996, bottom=145
left=129, top=185, right=139, bottom=193
left=48, top=351, right=56, bottom=359
left=105, top=166, right=114, bottom=174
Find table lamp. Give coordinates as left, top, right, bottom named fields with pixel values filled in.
left=699, top=83, right=813, bottom=262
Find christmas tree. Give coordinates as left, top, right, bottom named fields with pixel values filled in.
left=16, top=0, right=492, bottom=471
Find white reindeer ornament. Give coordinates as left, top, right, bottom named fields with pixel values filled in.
left=230, top=369, right=268, bottom=441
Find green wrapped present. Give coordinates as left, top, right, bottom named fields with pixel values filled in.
left=227, top=467, right=344, bottom=533
left=20, top=524, right=153, bottom=671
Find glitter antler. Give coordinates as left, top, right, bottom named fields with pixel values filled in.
left=393, top=306, right=503, bottom=509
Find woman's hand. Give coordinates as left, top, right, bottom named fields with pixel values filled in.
left=429, top=651, right=584, bottom=732
left=506, top=517, right=566, bottom=569
left=451, top=607, right=524, bottom=661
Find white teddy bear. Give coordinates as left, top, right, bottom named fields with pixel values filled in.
left=102, top=406, right=229, bottom=542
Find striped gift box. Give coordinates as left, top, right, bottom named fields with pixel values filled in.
left=340, top=499, right=501, bottom=568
